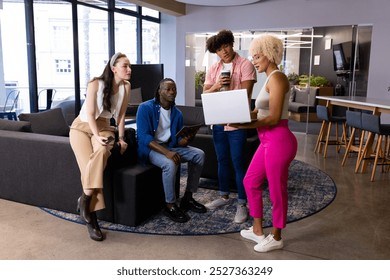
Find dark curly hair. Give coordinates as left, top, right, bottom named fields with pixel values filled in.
left=206, top=29, right=235, bottom=53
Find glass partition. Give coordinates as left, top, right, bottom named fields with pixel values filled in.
left=186, top=28, right=316, bottom=132
left=186, top=25, right=372, bottom=134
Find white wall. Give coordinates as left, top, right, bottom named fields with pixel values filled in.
left=165, top=0, right=390, bottom=120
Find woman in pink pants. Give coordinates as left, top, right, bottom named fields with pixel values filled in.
left=229, top=34, right=297, bottom=253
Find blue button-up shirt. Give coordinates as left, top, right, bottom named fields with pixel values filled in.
left=136, top=98, right=183, bottom=164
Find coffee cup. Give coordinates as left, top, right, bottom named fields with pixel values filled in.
left=221, top=70, right=230, bottom=78
left=220, top=70, right=231, bottom=86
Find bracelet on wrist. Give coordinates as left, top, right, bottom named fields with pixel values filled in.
left=118, top=136, right=125, bottom=141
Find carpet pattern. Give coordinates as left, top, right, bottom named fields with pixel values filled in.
left=42, top=160, right=336, bottom=236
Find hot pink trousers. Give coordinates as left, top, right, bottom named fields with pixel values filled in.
left=243, top=120, right=297, bottom=229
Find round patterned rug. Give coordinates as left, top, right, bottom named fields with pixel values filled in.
left=42, top=160, right=336, bottom=236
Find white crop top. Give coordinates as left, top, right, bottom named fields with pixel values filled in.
left=255, top=70, right=290, bottom=120
left=79, top=80, right=125, bottom=122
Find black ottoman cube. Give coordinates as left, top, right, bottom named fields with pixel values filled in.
left=113, top=164, right=164, bottom=226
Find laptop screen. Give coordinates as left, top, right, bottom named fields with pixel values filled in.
left=201, top=89, right=251, bottom=125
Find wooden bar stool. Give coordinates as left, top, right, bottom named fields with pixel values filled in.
left=356, top=113, right=390, bottom=181
left=342, top=110, right=365, bottom=169
left=314, top=105, right=347, bottom=158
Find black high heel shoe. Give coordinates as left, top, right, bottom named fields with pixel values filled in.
left=86, top=212, right=104, bottom=241
left=77, top=192, right=92, bottom=224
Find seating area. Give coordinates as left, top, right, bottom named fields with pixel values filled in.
left=2, top=0, right=390, bottom=270
left=0, top=108, right=166, bottom=227
left=316, top=95, right=390, bottom=182
left=0, top=93, right=260, bottom=226
left=314, top=105, right=347, bottom=158
left=288, top=86, right=334, bottom=122
left=356, top=112, right=390, bottom=181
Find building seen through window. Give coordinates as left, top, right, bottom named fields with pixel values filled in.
left=0, top=0, right=160, bottom=114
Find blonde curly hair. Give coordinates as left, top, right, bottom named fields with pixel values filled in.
left=249, top=34, right=283, bottom=65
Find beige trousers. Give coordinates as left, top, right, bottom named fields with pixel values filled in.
left=69, top=116, right=115, bottom=212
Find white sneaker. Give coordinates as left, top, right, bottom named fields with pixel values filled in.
left=205, top=197, right=229, bottom=210
left=234, top=204, right=248, bottom=224
left=254, top=233, right=284, bottom=253
left=240, top=227, right=265, bottom=243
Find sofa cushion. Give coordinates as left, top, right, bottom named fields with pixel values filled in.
left=176, top=105, right=205, bottom=126
left=18, top=108, right=70, bottom=136
left=0, top=119, right=32, bottom=132
left=288, top=102, right=316, bottom=113
left=294, top=87, right=309, bottom=104
left=129, top=87, right=142, bottom=106
left=294, top=87, right=318, bottom=106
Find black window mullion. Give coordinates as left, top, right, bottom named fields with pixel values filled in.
left=108, top=0, right=115, bottom=56
left=71, top=0, right=82, bottom=114
left=137, top=6, right=142, bottom=64
left=24, top=0, right=38, bottom=112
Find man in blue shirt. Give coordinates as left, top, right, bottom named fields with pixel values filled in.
left=136, top=78, right=206, bottom=223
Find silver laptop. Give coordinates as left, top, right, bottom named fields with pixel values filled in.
left=201, top=89, right=252, bottom=125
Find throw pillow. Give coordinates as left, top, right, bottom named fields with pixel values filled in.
left=294, top=87, right=309, bottom=104
left=0, top=119, right=32, bottom=132
left=18, top=108, right=70, bottom=136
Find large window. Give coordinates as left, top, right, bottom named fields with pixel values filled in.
left=0, top=0, right=160, bottom=114
left=78, top=4, right=109, bottom=96
left=0, top=1, right=29, bottom=115
left=142, top=20, right=160, bottom=64
left=114, top=12, right=137, bottom=64
left=34, top=0, right=74, bottom=109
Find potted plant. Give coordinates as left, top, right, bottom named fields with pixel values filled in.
left=298, top=74, right=331, bottom=87
left=287, top=72, right=300, bottom=85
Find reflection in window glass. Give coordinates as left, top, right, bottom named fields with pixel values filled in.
left=0, top=1, right=29, bottom=113
left=78, top=5, right=108, bottom=96
left=142, top=20, right=160, bottom=64
left=115, top=13, right=137, bottom=64
left=33, top=1, right=74, bottom=108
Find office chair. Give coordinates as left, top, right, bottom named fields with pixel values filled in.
left=341, top=110, right=366, bottom=169
left=314, top=105, right=347, bottom=158
left=38, top=88, right=56, bottom=111
left=356, top=113, right=390, bottom=182
left=0, top=89, right=20, bottom=120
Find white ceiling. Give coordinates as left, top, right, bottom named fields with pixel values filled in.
left=175, top=0, right=263, bottom=7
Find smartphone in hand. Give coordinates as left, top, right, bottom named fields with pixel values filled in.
left=105, top=136, right=115, bottom=144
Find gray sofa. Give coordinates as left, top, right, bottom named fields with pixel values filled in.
left=0, top=108, right=165, bottom=227
left=288, top=86, right=319, bottom=114
left=288, top=86, right=334, bottom=122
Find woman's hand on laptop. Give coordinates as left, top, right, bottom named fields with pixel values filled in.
left=228, top=120, right=259, bottom=129
left=250, top=111, right=258, bottom=120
